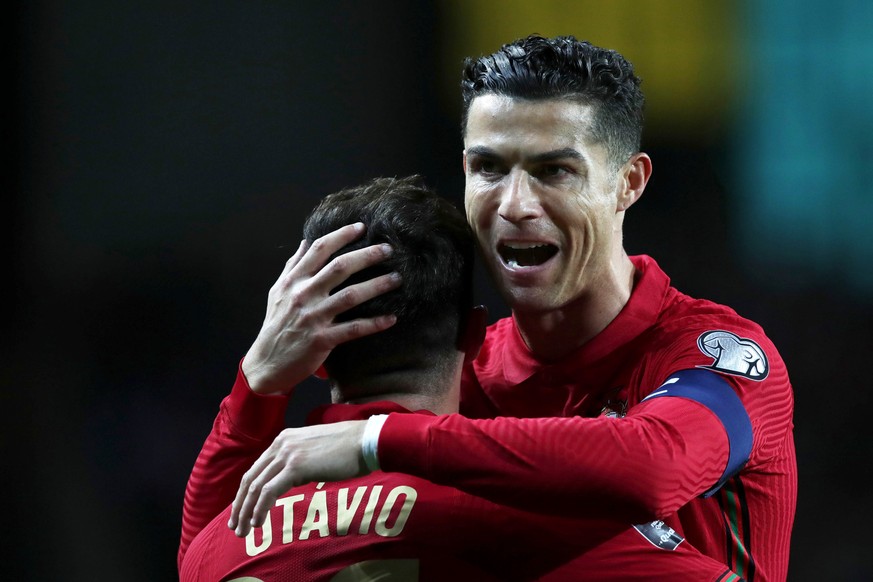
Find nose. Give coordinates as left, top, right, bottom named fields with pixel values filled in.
left=498, top=171, right=541, bottom=223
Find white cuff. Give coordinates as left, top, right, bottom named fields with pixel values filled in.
left=361, top=414, right=388, bottom=472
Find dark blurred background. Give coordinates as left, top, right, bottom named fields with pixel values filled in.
left=8, top=1, right=871, bottom=580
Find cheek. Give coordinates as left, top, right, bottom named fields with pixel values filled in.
left=465, top=190, right=492, bottom=230
left=564, top=215, right=595, bottom=251
left=558, top=195, right=595, bottom=234
left=567, top=191, right=613, bottom=232
left=553, top=201, right=603, bottom=260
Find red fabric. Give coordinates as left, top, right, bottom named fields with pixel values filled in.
left=381, top=396, right=729, bottom=521
left=378, top=255, right=796, bottom=581
left=178, top=362, right=290, bottom=571
left=180, top=378, right=735, bottom=580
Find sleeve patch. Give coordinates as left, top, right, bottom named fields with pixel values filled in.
left=696, top=330, right=769, bottom=381
left=632, top=520, right=685, bottom=551
left=643, top=368, right=753, bottom=497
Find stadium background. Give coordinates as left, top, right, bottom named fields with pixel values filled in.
left=8, top=1, right=871, bottom=579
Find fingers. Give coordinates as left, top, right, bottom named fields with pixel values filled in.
left=286, top=222, right=405, bottom=326
left=244, top=224, right=401, bottom=394
left=280, top=239, right=310, bottom=276
left=314, top=272, right=402, bottom=346
left=313, top=242, right=396, bottom=296
left=227, top=422, right=370, bottom=537
left=249, top=467, right=288, bottom=531
left=323, top=270, right=402, bottom=319
left=243, top=467, right=281, bottom=537
left=230, top=457, right=288, bottom=538
left=228, top=447, right=279, bottom=534
left=294, top=222, right=368, bottom=277
left=295, top=229, right=401, bottom=331
left=296, top=223, right=397, bottom=294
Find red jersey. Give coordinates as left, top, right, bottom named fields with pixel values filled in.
left=179, top=368, right=740, bottom=581
left=377, top=255, right=796, bottom=581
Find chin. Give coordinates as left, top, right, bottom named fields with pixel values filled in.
left=501, top=288, right=557, bottom=315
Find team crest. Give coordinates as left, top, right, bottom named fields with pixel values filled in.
left=599, top=387, right=628, bottom=418
left=697, top=330, right=769, bottom=381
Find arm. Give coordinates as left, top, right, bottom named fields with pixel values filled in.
left=378, top=397, right=725, bottom=522
left=228, top=369, right=751, bottom=534
left=379, top=369, right=751, bottom=521
left=178, top=366, right=288, bottom=570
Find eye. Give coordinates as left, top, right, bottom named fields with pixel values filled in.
left=536, top=165, right=571, bottom=180
left=469, top=157, right=504, bottom=177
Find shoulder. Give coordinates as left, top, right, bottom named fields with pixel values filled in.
left=652, top=286, right=782, bottom=383
left=640, top=286, right=794, bottom=464
left=627, top=255, right=780, bottom=380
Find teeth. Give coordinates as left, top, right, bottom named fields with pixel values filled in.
left=505, top=242, right=550, bottom=250
left=499, top=242, right=558, bottom=268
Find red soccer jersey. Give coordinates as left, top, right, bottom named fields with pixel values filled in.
left=179, top=369, right=740, bottom=581
left=377, top=255, right=796, bottom=581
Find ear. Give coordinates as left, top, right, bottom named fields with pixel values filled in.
left=459, top=305, right=487, bottom=363
left=616, top=152, right=652, bottom=212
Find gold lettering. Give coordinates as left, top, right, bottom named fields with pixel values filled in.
left=245, top=512, right=272, bottom=556
left=276, top=494, right=305, bottom=543
left=375, top=486, right=417, bottom=537
left=300, top=490, right=330, bottom=540
left=358, top=485, right=383, bottom=534
left=336, top=486, right=367, bottom=536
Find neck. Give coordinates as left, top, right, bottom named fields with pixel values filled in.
left=514, top=253, right=636, bottom=361
left=338, top=390, right=459, bottom=415
left=330, top=359, right=462, bottom=415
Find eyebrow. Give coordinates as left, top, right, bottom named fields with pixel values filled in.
left=465, top=146, right=585, bottom=164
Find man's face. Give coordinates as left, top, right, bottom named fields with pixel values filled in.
left=463, top=95, right=624, bottom=314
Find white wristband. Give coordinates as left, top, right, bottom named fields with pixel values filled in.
left=361, top=414, right=388, bottom=472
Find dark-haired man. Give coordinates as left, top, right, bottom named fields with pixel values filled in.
left=179, top=176, right=738, bottom=580
left=230, top=36, right=796, bottom=581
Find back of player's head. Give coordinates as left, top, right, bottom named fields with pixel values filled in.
left=461, top=34, right=645, bottom=169
left=303, top=175, right=475, bottom=388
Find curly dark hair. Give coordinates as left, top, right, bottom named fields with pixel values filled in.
left=461, top=34, right=645, bottom=168
left=303, top=175, right=475, bottom=387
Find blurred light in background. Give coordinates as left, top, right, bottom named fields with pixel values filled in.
left=439, top=0, right=739, bottom=138
left=732, top=0, right=873, bottom=296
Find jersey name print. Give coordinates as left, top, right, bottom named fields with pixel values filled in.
left=244, top=482, right=417, bottom=556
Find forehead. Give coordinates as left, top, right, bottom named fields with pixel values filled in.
left=464, top=94, right=599, bottom=152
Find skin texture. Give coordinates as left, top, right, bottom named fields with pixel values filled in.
left=227, top=309, right=486, bottom=538
left=241, top=223, right=401, bottom=395
left=228, top=95, right=653, bottom=534
left=227, top=223, right=402, bottom=535
left=228, top=420, right=370, bottom=537
left=464, top=95, right=651, bottom=360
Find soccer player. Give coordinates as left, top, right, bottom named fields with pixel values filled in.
left=180, top=176, right=740, bottom=580
left=229, top=36, right=796, bottom=581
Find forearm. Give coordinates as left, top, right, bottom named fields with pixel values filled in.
left=378, top=397, right=728, bottom=522
left=178, top=364, right=289, bottom=569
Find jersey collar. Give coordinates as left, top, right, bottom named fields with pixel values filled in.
left=306, top=401, right=434, bottom=425
left=501, top=254, right=671, bottom=384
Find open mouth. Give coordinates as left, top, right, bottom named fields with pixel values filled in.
left=498, top=243, right=558, bottom=268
